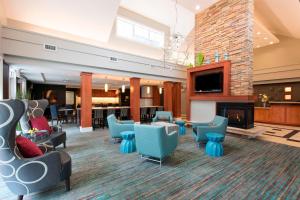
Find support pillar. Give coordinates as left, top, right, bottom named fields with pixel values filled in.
left=130, top=77, right=140, bottom=122
left=163, top=82, right=173, bottom=112
left=173, top=82, right=181, bottom=118
left=80, top=72, right=92, bottom=132
left=152, top=86, right=160, bottom=106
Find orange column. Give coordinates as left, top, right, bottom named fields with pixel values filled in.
left=173, top=82, right=181, bottom=118
left=130, top=78, right=140, bottom=122
left=152, top=86, right=160, bottom=106
left=80, top=72, right=92, bottom=132
left=163, top=82, right=173, bottom=112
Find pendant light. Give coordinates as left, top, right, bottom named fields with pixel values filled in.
left=122, top=84, right=125, bottom=93
left=104, top=83, right=108, bottom=92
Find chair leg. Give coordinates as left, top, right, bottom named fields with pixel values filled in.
left=63, top=142, right=66, bottom=148
left=65, top=177, right=71, bottom=191
left=18, top=195, right=23, bottom=200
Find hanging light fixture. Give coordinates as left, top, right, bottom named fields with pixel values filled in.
left=147, top=86, right=151, bottom=94
left=104, top=83, right=108, bottom=92
left=122, top=84, right=125, bottom=93
left=159, top=87, right=163, bottom=94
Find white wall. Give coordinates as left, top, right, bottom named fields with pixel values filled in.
left=254, top=35, right=300, bottom=84
left=190, top=101, right=216, bottom=122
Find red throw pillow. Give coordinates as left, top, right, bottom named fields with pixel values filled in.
left=16, top=136, right=43, bottom=158
left=30, top=116, right=52, bottom=134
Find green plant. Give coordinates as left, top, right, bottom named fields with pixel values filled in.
left=195, top=53, right=204, bottom=66
left=16, top=89, right=31, bottom=100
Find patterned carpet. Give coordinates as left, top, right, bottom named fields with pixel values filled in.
left=1, top=126, right=300, bottom=200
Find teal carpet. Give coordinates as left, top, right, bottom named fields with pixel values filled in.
left=1, top=126, right=300, bottom=200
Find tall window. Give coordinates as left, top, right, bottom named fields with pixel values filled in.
left=116, top=17, right=165, bottom=48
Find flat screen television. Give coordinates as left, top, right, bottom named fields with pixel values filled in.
left=194, top=72, right=223, bottom=93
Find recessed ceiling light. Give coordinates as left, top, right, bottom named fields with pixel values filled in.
left=264, top=37, right=268, bottom=40
left=269, top=41, right=274, bottom=44
left=256, top=45, right=260, bottom=48
left=256, top=32, right=261, bottom=35
left=195, top=5, right=200, bottom=10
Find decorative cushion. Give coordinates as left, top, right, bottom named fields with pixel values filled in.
left=16, top=136, right=44, bottom=158
left=30, top=116, right=52, bottom=134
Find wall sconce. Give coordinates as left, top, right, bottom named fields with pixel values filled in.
left=285, top=94, right=292, bottom=100
left=147, top=86, right=151, bottom=94
left=122, top=85, right=125, bottom=93
left=159, top=87, right=163, bottom=94
left=104, top=83, right=108, bottom=92
left=284, top=87, right=292, bottom=92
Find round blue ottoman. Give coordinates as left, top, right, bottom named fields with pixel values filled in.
left=205, top=133, right=224, bottom=157
left=120, top=131, right=136, bottom=153
left=175, top=120, right=186, bottom=136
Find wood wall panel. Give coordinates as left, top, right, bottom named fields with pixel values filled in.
left=152, top=86, right=160, bottom=106
left=173, top=82, right=181, bottom=118
left=80, top=72, right=92, bottom=128
left=163, top=82, right=173, bottom=112
left=130, top=78, right=140, bottom=122
left=92, top=89, right=117, bottom=97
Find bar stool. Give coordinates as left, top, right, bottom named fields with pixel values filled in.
left=93, top=109, right=104, bottom=129
left=140, top=107, right=148, bottom=123
left=158, top=107, right=163, bottom=111
left=120, top=108, right=129, bottom=120
left=149, top=107, right=156, bottom=120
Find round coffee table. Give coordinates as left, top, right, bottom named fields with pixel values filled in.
left=175, top=120, right=186, bottom=136
left=120, top=131, right=136, bottom=153
left=205, top=133, right=224, bottom=157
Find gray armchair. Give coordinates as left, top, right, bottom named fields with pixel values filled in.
left=0, top=99, right=72, bottom=200
left=19, top=99, right=66, bottom=149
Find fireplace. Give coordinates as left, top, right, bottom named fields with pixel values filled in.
left=216, top=102, right=254, bottom=129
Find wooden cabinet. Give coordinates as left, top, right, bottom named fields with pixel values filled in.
left=255, top=103, right=300, bottom=126
left=92, top=89, right=118, bottom=97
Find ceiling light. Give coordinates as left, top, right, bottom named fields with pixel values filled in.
left=264, top=37, right=268, bottom=40
left=256, top=45, right=260, bottom=48
left=104, top=83, right=108, bottom=92
left=256, top=31, right=261, bottom=35
left=195, top=5, right=200, bottom=10
left=159, top=87, right=163, bottom=94
left=269, top=41, right=274, bottom=44
left=122, top=84, right=125, bottom=93
left=147, top=86, right=151, bottom=94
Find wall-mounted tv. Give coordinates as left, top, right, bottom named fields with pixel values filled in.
left=194, top=71, right=223, bottom=93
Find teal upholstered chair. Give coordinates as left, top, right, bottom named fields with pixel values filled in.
left=134, top=124, right=178, bottom=167
left=152, top=111, right=173, bottom=123
left=192, top=115, right=228, bottom=144
left=107, top=114, right=134, bottom=142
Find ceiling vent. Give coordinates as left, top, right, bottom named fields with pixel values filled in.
left=110, top=57, right=118, bottom=62
left=43, top=44, right=57, bottom=51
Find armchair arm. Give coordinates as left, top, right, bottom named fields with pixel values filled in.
left=22, top=151, right=62, bottom=189
left=115, top=123, right=134, bottom=132
left=169, top=116, right=174, bottom=123
left=166, top=131, right=178, bottom=154
left=119, top=120, right=135, bottom=124
left=192, top=122, right=210, bottom=128
left=152, top=116, right=158, bottom=122
left=196, top=125, right=224, bottom=135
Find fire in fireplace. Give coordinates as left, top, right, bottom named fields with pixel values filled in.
left=216, top=102, right=254, bottom=129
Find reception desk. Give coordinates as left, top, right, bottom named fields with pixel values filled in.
left=255, top=102, right=300, bottom=126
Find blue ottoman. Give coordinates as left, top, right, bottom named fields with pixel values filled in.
left=175, top=120, right=186, bottom=136
left=205, top=133, right=224, bottom=157
left=120, top=131, right=136, bottom=153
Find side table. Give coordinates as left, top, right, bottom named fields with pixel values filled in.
left=120, top=131, right=136, bottom=153
left=205, top=133, right=224, bottom=157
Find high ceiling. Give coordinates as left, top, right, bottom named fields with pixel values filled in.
left=255, top=0, right=300, bottom=39
left=2, top=0, right=121, bottom=42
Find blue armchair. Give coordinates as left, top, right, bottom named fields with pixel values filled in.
left=134, top=124, right=178, bottom=167
left=107, top=114, right=134, bottom=142
left=152, top=111, right=173, bottom=123
left=192, top=115, right=228, bottom=144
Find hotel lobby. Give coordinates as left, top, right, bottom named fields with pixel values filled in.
left=0, top=0, right=300, bottom=199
